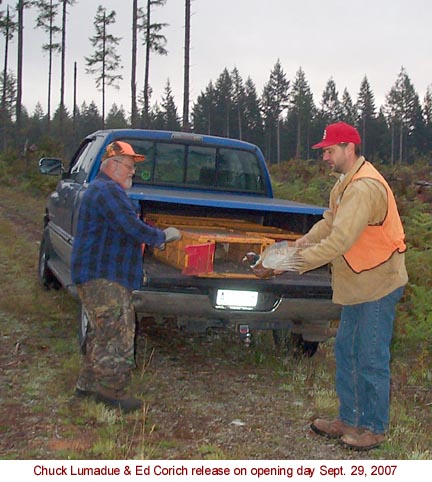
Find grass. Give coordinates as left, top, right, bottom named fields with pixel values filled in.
left=0, top=161, right=431, bottom=459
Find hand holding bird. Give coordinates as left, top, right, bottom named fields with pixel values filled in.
left=242, top=241, right=304, bottom=278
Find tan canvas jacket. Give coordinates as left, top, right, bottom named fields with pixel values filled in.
left=299, top=156, right=408, bottom=305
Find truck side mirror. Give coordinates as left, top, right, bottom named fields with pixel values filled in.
left=38, top=158, right=64, bottom=176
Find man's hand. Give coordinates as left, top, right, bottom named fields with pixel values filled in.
left=295, top=235, right=310, bottom=248
left=163, top=227, right=182, bottom=243
left=157, top=227, right=182, bottom=250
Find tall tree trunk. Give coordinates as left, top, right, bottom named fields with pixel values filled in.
left=60, top=0, right=67, bottom=132
left=16, top=0, right=24, bottom=134
left=73, top=60, right=77, bottom=140
left=46, top=0, right=54, bottom=131
left=265, top=130, right=272, bottom=162
left=1, top=6, right=10, bottom=112
left=101, top=14, right=106, bottom=129
left=399, top=122, right=403, bottom=164
left=225, top=102, right=230, bottom=137
left=295, top=116, right=301, bottom=158
left=390, top=122, right=395, bottom=165
left=276, top=120, right=281, bottom=164
left=362, top=115, right=366, bottom=157
left=131, top=0, right=138, bottom=128
left=182, top=0, right=190, bottom=131
left=1, top=6, right=11, bottom=151
left=207, top=109, right=211, bottom=135
left=143, top=0, right=151, bottom=128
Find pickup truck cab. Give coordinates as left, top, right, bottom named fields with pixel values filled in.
left=38, top=129, right=340, bottom=356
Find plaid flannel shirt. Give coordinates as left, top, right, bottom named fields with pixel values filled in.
left=71, top=172, right=165, bottom=290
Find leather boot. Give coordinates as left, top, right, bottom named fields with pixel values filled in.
left=340, top=429, right=385, bottom=451
left=94, top=386, right=143, bottom=414
left=311, top=418, right=356, bottom=439
left=75, top=386, right=95, bottom=398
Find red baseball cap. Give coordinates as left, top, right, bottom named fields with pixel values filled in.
left=312, top=122, right=361, bottom=149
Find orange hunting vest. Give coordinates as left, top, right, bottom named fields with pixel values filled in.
left=339, top=161, right=406, bottom=273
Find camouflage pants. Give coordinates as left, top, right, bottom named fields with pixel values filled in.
left=76, top=279, right=136, bottom=395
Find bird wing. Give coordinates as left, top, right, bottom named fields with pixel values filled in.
left=260, top=241, right=303, bottom=271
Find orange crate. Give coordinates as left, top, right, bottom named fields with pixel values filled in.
left=146, top=213, right=300, bottom=277
left=145, top=213, right=301, bottom=239
left=152, top=227, right=275, bottom=277
left=145, top=213, right=260, bottom=231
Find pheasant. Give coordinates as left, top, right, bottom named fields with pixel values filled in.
left=242, top=241, right=303, bottom=279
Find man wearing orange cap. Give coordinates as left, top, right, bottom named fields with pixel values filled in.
left=295, top=122, right=408, bottom=450
left=71, top=140, right=181, bottom=413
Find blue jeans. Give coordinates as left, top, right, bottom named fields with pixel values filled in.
left=335, top=286, right=404, bottom=434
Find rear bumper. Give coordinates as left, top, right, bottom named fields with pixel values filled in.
left=132, top=288, right=340, bottom=340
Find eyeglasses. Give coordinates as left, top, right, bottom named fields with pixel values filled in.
left=114, top=159, right=136, bottom=172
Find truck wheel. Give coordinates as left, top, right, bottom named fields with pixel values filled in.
left=78, top=305, right=90, bottom=355
left=272, top=329, right=319, bottom=358
left=38, top=234, right=61, bottom=290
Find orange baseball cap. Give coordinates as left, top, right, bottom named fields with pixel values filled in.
left=104, top=141, right=146, bottom=162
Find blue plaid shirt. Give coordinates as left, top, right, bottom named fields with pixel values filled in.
left=71, top=172, right=165, bottom=290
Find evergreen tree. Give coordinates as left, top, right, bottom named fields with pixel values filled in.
left=423, top=85, right=432, bottom=153
left=0, top=4, right=17, bottom=116
left=356, top=76, right=376, bottom=156
left=32, top=0, right=61, bottom=128
left=32, top=101, right=46, bottom=121
left=384, top=67, right=424, bottom=163
left=15, top=0, right=31, bottom=135
left=139, top=0, right=168, bottom=128
left=150, top=102, right=165, bottom=130
left=26, top=101, right=47, bottom=144
left=340, top=88, right=357, bottom=126
left=85, top=6, right=123, bottom=129
left=50, top=102, right=73, bottom=153
left=0, top=68, right=16, bottom=149
left=261, top=59, right=289, bottom=163
left=243, top=77, right=264, bottom=147
left=289, top=67, right=315, bottom=159
left=261, top=81, right=277, bottom=162
left=373, top=108, right=391, bottom=162
left=159, top=79, right=181, bottom=131
left=0, top=68, right=16, bottom=119
left=105, top=103, right=128, bottom=129
left=319, top=77, right=342, bottom=124
left=191, top=81, right=216, bottom=134
left=73, top=101, right=102, bottom=141
left=213, top=68, right=234, bottom=137
left=231, top=67, right=245, bottom=139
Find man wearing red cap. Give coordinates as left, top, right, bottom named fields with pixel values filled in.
left=295, top=122, right=408, bottom=450
left=71, top=141, right=181, bottom=413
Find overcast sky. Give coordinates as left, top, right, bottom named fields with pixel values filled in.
left=2, top=0, right=432, bottom=117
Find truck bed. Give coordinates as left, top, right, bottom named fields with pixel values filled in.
left=143, top=253, right=333, bottom=298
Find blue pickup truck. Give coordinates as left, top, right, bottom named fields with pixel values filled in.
left=38, top=129, right=340, bottom=356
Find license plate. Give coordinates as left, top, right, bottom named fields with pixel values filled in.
left=216, top=289, right=258, bottom=309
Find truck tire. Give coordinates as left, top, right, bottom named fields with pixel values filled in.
left=272, top=329, right=319, bottom=358
left=38, top=233, right=61, bottom=290
left=78, top=305, right=89, bottom=355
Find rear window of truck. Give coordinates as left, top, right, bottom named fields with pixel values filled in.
left=119, top=139, right=266, bottom=194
